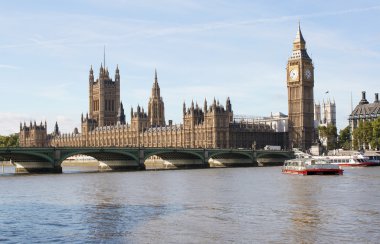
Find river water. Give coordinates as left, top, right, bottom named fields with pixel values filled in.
left=1, top=166, right=380, bottom=243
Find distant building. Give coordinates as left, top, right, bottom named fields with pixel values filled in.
left=234, top=112, right=288, bottom=133
left=315, top=99, right=336, bottom=127
left=314, top=99, right=337, bottom=148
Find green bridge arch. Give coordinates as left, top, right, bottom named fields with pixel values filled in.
left=59, top=148, right=139, bottom=165
left=207, top=150, right=254, bottom=161
left=143, top=149, right=204, bottom=162
left=0, top=147, right=294, bottom=173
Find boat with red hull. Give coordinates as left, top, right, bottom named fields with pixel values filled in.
left=282, top=158, right=343, bottom=175
left=313, top=155, right=378, bottom=167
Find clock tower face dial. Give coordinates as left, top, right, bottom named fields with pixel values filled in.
left=305, top=69, right=312, bottom=79
left=289, top=69, right=298, bottom=80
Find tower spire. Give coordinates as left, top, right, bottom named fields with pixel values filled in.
left=152, top=69, right=160, bottom=97
left=148, top=68, right=165, bottom=127
left=103, top=45, right=106, bottom=68
left=291, top=21, right=306, bottom=52
left=155, top=68, right=158, bottom=84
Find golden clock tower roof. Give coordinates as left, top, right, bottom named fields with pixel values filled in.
left=290, top=22, right=310, bottom=60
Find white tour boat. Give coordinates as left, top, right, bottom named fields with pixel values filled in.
left=282, top=158, right=343, bottom=175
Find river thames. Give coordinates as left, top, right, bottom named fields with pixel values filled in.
left=1, top=166, right=380, bottom=243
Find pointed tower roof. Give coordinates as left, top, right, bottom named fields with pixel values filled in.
left=54, top=121, right=59, bottom=135
left=294, top=21, right=305, bottom=44
left=155, top=68, right=158, bottom=84
left=290, top=22, right=310, bottom=60
left=117, top=101, right=126, bottom=125
left=151, top=68, right=160, bottom=98
left=118, top=101, right=124, bottom=114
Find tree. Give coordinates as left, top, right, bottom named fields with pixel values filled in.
left=352, top=118, right=380, bottom=150
left=338, top=126, right=351, bottom=150
left=352, top=121, right=365, bottom=150
left=318, top=124, right=337, bottom=150
left=363, top=122, right=373, bottom=146
left=371, top=118, right=380, bottom=150
left=0, top=134, right=19, bottom=147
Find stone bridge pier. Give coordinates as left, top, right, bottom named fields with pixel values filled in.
left=1, top=148, right=63, bottom=173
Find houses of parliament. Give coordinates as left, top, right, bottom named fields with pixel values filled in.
left=19, top=25, right=315, bottom=150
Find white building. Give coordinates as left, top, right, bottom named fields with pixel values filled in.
left=234, top=112, right=288, bottom=133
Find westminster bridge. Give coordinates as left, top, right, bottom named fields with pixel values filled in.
left=0, top=147, right=294, bottom=173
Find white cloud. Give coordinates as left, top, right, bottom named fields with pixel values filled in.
left=0, top=113, right=32, bottom=135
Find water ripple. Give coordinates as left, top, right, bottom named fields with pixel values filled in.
left=1, top=167, right=380, bottom=243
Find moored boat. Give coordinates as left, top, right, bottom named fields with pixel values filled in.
left=364, top=152, right=380, bottom=166
left=282, top=158, right=343, bottom=175
left=313, top=154, right=378, bottom=167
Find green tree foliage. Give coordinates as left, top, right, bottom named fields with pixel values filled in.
left=318, top=124, right=337, bottom=150
left=338, top=126, right=351, bottom=150
left=0, top=134, right=19, bottom=147
left=352, top=118, right=380, bottom=150
left=371, top=118, right=380, bottom=150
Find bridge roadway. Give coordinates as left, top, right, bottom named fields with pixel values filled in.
left=0, top=147, right=294, bottom=173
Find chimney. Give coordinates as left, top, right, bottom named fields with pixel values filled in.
left=375, top=93, right=379, bottom=103
left=359, top=91, right=369, bottom=105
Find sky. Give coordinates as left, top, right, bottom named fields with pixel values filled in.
left=0, top=0, right=379, bottom=135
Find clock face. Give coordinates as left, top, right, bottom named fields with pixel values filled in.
left=305, top=69, right=312, bottom=79
left=289, top=69, right=298, bottom=80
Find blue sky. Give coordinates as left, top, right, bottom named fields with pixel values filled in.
left=0, top=0, right=379, bottom=135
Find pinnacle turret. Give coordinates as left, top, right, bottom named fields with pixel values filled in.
left=89, top=65, right=94, bottom=82
left=117, top=101, right=126, bottom=125
left=54, top=121, right=60, bottom=135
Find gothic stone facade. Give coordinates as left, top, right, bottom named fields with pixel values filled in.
left=314, top=99, right=336, bottom=127
left=287, top=24, right=315, bottom=150
left=19, top=65, right=287, bottom=149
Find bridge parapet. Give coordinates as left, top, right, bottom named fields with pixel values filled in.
left=0, top=147, right=294, bottom=173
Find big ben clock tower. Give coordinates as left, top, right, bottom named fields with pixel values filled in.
left=287, top=23, right=314, bottom=150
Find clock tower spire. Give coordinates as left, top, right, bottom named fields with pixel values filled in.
left=286, top=23, right=315, bottom=150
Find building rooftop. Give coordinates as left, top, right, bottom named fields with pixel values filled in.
left=350, top=91, right=380, bottom=118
